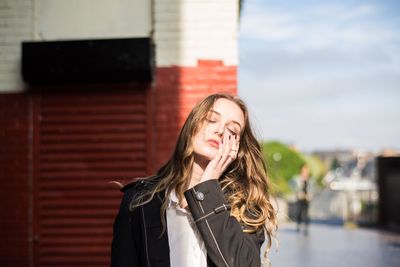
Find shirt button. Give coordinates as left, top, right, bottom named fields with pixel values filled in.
left=195, top=191, right=204, bottom=201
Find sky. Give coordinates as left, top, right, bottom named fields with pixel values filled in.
left=238, top=0, right=400, bottom=152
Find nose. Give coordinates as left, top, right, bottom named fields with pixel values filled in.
left=216, top=124, right=224, bottom=137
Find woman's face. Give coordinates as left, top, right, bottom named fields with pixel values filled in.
left=192, top=98, right=245, bottom=161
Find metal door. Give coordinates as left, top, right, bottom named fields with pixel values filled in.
left=33, top=87, right=150, bottom=267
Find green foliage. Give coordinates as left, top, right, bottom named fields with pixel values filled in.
left=261, top=141, right=305, bottom=196
left=330, top=157, right=340, bottom=170
left=303, top=154, right=329, bottom=186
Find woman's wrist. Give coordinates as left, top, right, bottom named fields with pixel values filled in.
left=188, top=177, right=202, bottom=189
left=189, top=175, right=218, bottom=189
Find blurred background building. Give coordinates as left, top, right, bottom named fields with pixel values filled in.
left=0, top=0, right=241, bottom=266
left=262, top=141, right=400, bottom=232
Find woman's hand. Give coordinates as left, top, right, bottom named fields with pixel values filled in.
left=200, top=133, right=239, bottom=183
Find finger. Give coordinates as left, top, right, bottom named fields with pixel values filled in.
left=231, top=134, right=239, bottom=155
left=219, top=133, right=231, bottom=167
left=207, top=138, right=223, bottom=169
left=221, top=155, right=234, bottom=170
left=226, top=134, right=234, bottom=156
left=209, top=140, right=224, bottom=168
left=226, top=134, right=237, bottom=159
left=223, top=133, right=231, bottom=154
left=216, top=137, right=224, bottom=158
left=222, top=144, right=237, bottom=169
left=224, top=134, right=237, bottom=166
left=229, top=132, right=234, bottom=149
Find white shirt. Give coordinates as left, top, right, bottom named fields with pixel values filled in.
left=166, top=190, right=207, bottom=267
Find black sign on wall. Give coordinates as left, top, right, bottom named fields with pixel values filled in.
left=22, top=38, right=155, bottom=85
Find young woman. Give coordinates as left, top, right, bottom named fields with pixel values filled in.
left=111, top=93, right=277, bottom=267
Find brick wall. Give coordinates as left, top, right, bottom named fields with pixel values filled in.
left=154, top=0, right=239, bottom=67
left=152, top=60, right=237, bottom=171
left=152, top=0, right=239, bottom=170
left=178, top=60, right=237, bottom=119
left=0, top=1, right=240, bottom=265
left=0, top=94, right=31, bottom=266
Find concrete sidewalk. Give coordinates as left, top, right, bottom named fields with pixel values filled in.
left=267, top=223, right=400, bottom=267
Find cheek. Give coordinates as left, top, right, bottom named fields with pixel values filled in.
left=192, top=129, right=205, bottom=150
left=195, top=127, right=205, bottom=142
left=192, top=128, right=218, bottom=159
left=203, top=124, right=214, bottom=138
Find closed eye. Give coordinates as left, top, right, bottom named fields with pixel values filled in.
left=227, top=128, right=238, bottom=135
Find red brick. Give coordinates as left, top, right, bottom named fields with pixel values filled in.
left=197, top=59, right=224, bottom=67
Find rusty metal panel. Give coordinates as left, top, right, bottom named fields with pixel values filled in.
left=0, top=94, right=31, bottom=267
left=33, top=88, right=148, bottom=267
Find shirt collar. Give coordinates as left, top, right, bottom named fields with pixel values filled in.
left=168, top=189, right=190, bottom=214
left=169, top=189, right=179, bottom=206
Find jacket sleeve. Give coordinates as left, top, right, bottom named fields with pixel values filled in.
left=184, top=180, right=265, bottom=267
left=111, top=187, right=140, bottom=267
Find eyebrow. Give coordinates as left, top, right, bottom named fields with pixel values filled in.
left=208, top=110, right=242, bottom=129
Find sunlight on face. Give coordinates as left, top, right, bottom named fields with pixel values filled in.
left=192, top=98, right=245, bottom=161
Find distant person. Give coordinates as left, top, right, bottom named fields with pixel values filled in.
left=111, top=94, right=277, bottom=267
left=292, top=164, right=313, bottom=233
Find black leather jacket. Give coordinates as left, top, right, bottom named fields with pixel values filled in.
left=111, top=179, right=265, bottom=267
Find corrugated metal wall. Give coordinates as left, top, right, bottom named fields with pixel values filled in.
left=0, top=94, right=31, bottom=267
left=32, top=88, right=149, bottom=267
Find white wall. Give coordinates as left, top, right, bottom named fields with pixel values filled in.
left=154, top=0, right=239, bottom=67
left=36, top=0, right=151, bottom=40
left=0, top=0, right=33, bottom=92
left=0, top=0, right=151, bottom=92
left=0, top=0, right=239, bottom=92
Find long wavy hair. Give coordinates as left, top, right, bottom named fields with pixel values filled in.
left=130, top=93, right=277, bottom=258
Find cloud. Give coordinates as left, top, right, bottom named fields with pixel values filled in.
left=240, top=2, right=400, bottom=51
left=240, top=68, right=400, bottom=106
left=238, top=0, right=400, bottom=151
left=240, top=45, right=399, bottom=81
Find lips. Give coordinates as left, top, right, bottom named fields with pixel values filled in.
left=207, top=139, right=220, bottom=148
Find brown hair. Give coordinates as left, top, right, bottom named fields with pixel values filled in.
left=130, top=93, right=277, bottom=258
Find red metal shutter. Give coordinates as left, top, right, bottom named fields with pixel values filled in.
left=33, top=88, right=149, bottom=267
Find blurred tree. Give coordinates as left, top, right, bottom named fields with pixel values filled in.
left=303, top=154, right=328, bottom=186
left=261, top=141, right=305, bottom=196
